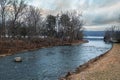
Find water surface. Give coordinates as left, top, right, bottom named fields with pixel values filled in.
left=0, top=40, right=111, bottom=80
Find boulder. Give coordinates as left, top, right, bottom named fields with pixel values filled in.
left=14, top=57, right=22, bottom=62
left=65, top=72, right=72, bottom=77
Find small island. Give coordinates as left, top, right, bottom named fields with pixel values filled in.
left=0, top=0, right=85, bottom=57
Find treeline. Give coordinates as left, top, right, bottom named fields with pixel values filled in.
left=0, top=0, right=84, bottom=42
left=104, top=26, right=120, bottom=42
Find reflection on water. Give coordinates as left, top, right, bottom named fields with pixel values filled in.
left=0, top=40, right=111, bottom=80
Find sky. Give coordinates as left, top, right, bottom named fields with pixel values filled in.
left=28, top=0, right=120, bottom=31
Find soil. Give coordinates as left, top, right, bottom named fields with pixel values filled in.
left=61, top=43, right=120, bottom=80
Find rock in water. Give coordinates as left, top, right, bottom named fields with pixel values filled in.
left=14, top=57, right=22, bottom=62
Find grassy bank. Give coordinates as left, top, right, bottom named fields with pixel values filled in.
left=0, top=38, right=87, bottom=57
left=61, top=43, right=120, bottom=80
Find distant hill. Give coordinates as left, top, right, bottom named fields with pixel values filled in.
left=83, top=31, right=105, bottom=36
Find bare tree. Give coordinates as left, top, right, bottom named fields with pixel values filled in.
left=0, top=0, right=11, bottom=37
left=69, top=12, right=84, bottom=40
left=46, top=14, right=56, bottom=37
left=60, top=12, right=70, bottom=40
left=60, top=11, right=84, bottom=42
left=9, top=0, right=27, bottom=37
left=25, top=6, right=42, bottom=37
left=104, top=26, right=120, bottom=42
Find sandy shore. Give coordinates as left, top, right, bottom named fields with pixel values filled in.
left=61, top=43, right=120, bottom=80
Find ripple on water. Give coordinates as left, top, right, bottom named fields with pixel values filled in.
left=0, top=40, right=112, bottom=80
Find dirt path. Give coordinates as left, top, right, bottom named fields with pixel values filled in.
left=63, top=44, right=120, bottom=80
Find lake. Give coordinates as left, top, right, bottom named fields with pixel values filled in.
left=0, top=39, right=111, bottom=80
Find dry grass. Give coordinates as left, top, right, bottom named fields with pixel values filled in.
left=63, top=44, right=120, bottom=80
left=0, top=38, right=86, bottom=57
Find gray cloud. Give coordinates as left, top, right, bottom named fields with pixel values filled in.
left=84, top=1, right=120, bottom=26
left=29, top=0, right=120, bottom=27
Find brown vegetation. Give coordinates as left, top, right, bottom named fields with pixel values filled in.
left=0, top=38, right=87, bottom=57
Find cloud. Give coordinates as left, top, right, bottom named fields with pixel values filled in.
left=29, top=0, right=120, bottom=27
left=84, top=1, right=120, bottom=26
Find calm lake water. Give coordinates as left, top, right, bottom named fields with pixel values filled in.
left=0, top=39, right=111, bottom=80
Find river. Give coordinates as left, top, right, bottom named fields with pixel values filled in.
left=0, top=39, right=111, bottom=80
